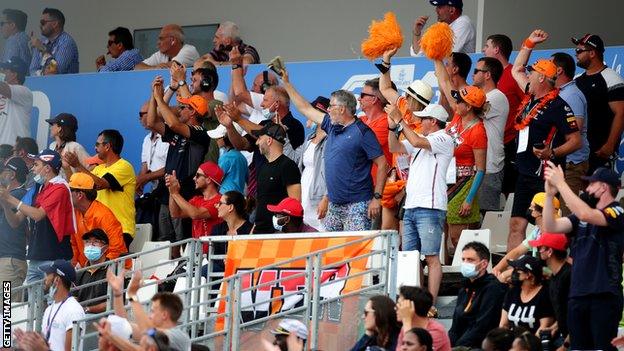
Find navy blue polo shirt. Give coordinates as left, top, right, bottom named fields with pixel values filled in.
left=320, top=115, right=383, bottom=204
left=567, top=201, right=624, bottom=297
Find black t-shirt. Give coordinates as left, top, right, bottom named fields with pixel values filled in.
left=575, top=67, right=624, bottom=152
left=157, top=124, right=211, bottom=204
left=548, top=262, right=571, bottom=337
left=210, top=220, right=254, bottom=272
left=515, top=95, right=577, bottom=177
left=74, top=263, right=110, bottom=307
left=568, top=201, right=624, bottom=297
left=0, top=187, right=27, bottom=260
left=248, top=114, right=306, bottom=174
left=503, top=284, right=554, bottom=334
left=255, top=154, right=301, bottom=233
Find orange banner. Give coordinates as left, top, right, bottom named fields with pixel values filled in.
left=215, top=236, right=374, bottom=330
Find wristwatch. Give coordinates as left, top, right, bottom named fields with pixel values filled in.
left=232, top=64, right=243, bottom=70
left=373, top=192, right=382, bottom=200
left=178, top=80, right=186, bottom=87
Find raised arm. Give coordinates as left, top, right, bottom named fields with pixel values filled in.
left=153, top=79, right=191, bottom=138
left=512, top=30, right=548, bottom=91
left=280, top=69, right=325, bottom=124
left=434, top=59, right=457, bottom=112
left=215, top=104, right=252, bottom=152
left=0, top=189, right=45, bottom=222
left=379, top=49, right=400, bottom=104
left=146, top=77, right=166, bottom=135
left=229, top=46, right=254, bottom=107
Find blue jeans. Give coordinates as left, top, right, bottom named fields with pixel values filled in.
left=402, top=208, right=446, bottom=255
left=25, top=259, right=54, bottom=284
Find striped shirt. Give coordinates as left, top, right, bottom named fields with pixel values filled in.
left=1, top=31, right=31, bottom=65
left=209, top=41, right=260, bottom=64
left=98, top=48, right=143, bottom=72
left=29, top=31, right=79, bottom=75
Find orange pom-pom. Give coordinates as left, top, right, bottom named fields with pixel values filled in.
left=361, top=12, right=403, bottom=60
left=420, top=22, right=454, bottom=60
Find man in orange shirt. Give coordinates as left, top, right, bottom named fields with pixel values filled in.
left=68, top=172, right=127, bottom=268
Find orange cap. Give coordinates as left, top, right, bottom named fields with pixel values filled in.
left=527, top=59, right=557, bottom=80
left=69, top=172, right=95, bottom=190
left=451, top=86, right=486, bottom=108
left=177, top=95, right=208, bottom=116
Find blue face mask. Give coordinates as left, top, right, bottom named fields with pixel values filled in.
left=84, top=245, right=104, bottom=261
left=261, top=108, right=274, bottom=120
left=33, top=173, right=44, bottom=184
left=460, top=262, right=479, bottom=279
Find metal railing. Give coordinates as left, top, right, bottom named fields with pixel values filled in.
left=12, top=230, right=398, bottom=351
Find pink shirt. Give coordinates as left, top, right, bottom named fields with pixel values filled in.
left=395, top=319, right=451, bottom=351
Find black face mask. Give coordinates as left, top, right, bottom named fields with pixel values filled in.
left=511, top=271, right=522, bottom=287
left=579, top=191, right=599, bottom=208
left=526, top=209, right=537, bottom=225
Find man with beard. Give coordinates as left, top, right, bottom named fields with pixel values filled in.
left=29, top=8, right=78, bottom=75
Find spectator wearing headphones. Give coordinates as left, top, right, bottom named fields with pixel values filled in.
left=96, top=26, right=143, bottom=72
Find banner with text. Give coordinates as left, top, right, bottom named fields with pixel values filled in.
left=215, top=236, right=374, bottom=330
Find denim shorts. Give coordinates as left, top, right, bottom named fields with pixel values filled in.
left=402, top=207, right=446, bottom=255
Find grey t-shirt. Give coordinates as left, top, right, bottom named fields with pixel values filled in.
left=165, top=327, right=191, bottom=351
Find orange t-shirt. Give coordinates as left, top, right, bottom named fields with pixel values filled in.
left=71, top=200, right=128, bottom=268
left=446, top=113, right=488, bottom=166
left=361, top=113, right=392, bottom=184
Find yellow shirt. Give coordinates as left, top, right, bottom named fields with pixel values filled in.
left=92, top=159, right=136, bottom=236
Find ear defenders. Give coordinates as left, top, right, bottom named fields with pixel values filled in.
left=260, top=70, right=273, bottom=94
left=198, top=68, right=219, bottom=92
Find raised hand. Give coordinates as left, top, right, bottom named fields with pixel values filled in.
left=528, top=29, right=549, bottom=45
left=413, top=16, right=429, bottom=36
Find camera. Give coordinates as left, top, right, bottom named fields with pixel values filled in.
left=539, top=330, right=551, bottom=351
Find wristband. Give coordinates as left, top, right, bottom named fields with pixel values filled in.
left=523, top=38, right=536, bottom=49
left=375, top=63, right=390, bottom=74
left=16, top=201, right=23, bottom=212
left=382, top=60, right=390, bottom=66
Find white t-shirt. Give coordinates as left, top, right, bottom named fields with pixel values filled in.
left=42, top=296, right=85, bottom=351
left=141, top=132, right=169, bottom=172
left=0, top=84, right=32, bottom=145
left=410, top=14, right=476, bottom=55
left=49, top=140, right=90, bottom=179
left=483, top=89, right=509, bottom=173
left=403, top=129, right=454, bottom=210
left=143, top=44, right=200, bottom=67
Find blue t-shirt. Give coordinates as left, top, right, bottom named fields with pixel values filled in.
left=559, top=81, right=589, bottom=164
left=218, top=149, right=248, bottom=194
left=568, top=201, right=624, bottom=298
left=321, top=115, right=383, bottom=204
left=0, top=187, right=28, bottom=260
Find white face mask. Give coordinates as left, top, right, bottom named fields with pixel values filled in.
left=261, top=108, right=274, bottom=120
left=272, top=215, right=287, bottom=232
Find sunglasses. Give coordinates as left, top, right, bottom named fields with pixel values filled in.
left=139, top=112, right=147, bottom=118
left=194, top=172, right=206, bottom=179
left=40, top=19, right=56, bottom=25
left=575, top=48, right=592, bottom=54
left=107, top=40, right=118, bottom=47
left=473, top=68, right=488, bottom=74
left=359, top=92, right=376, bottom=99
left=215, top=200, right=229, bottom=207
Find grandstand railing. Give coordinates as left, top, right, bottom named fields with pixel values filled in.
left=13, top=230, right=398, bottom=351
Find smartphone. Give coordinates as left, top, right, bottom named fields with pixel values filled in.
left=533, top=142, right=545, bottom=149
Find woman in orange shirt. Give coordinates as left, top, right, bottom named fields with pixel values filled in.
left=434, top=59, right=488, bottom=259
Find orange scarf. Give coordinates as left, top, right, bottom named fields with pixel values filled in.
left=514, top=88, right=559, bottom=131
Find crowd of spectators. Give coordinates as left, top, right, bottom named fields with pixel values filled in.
left=2, top=0, right=624, bottom=350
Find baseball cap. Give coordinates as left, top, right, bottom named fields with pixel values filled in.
left=429, top=0, right=463, bottom=9
left=451, top=86, right=486, bottom=108
left=39, top=259, right=76, bottom=284
left=402, top=80, right=433, bottom=107
left=251, top=121, right=287, bottom=144
left=206, top=122, right=246, bottom=139
left=528, top=232, right=568, bottom=251
left=571, top=34, right=605, bottom=53
left=531, top=192, right=560, bottom=210
left=69, top=172, right=95, bottom=190
left=582, top=167, right=621, bottom=187
left=106, top=315, right=133, bottom=340
left=311, top=96, right=330, bottom=113
left=0, top=56, right=28, bottom=76
left=198, top=161, right=224, bottom=186
left=45, top=113, right=78, bottom=131
left=413, top=103, right=449, bottom=122
left=1, top=157, right=28, bottom=179
left=177, top=95, right=208, bottom=116
left=526, top=59, right=557, bottom=80
left=271, top=319, right=308, bottom=340
left=82, top=228, right=109, bottom=245
left=507, top=255, right=542, bottom=275
left=36, top=149, right=62, bottom=171
left=267, top=197, right=304, bottom=217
